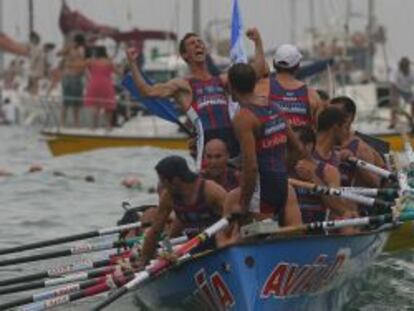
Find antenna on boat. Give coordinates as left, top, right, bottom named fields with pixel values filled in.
left=289, top=0, right=297, bottom=44
left=0, top=0, right=4, bottom=72
left=28, top=0, right=34, bottom=36
left=192, top=0, right=201, bottom=35
left=366, top=0, right=375, bottom=81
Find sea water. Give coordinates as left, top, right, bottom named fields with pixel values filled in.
left=0, top=126, right=413, bottom=310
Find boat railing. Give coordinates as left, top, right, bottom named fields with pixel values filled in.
left=38, top=94, right=184, bottom=136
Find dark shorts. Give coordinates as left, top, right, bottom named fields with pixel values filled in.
left=204, top=127, right=240, bottom=158
left=250, top=172, right=288, bottom=225
left=62, top=74, right=84, bottom=107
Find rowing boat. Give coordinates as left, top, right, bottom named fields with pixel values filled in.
left=133, top=227, right=389, bottom=311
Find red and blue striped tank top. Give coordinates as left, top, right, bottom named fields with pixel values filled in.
left=245, top=101, right=288, bottom=173
left=268, top=76, right=312, bottom=129
left=171, top=178, right=220, bottom=235
left=188, top=76, right=231, bottom=131
left=292, top=161, right=328, bottom=223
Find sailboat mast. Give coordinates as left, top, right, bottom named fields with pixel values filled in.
left=366, top=0, right=375, bottom=80
left=290, top=0, right=297, bottom=43
left=0, top=0, right=4, bottom=72
left=192, top=0, right=201, bottom=35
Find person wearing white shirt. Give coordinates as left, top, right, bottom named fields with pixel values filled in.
left=389, top=57, right=414, bottom=128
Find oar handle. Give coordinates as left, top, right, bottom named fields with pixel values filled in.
left=347, top=156, right=397, bottom=181
left=0, top=222, right=143, bottom=256
left=289, top=178, right=392, bottom=208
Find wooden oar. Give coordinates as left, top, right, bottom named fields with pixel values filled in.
left=91, top=214, right=238, bottom=311
left=0, top=250, right=133, bottom=287
left=347, top=156, right=397, bottom=181
left=0, top=266, right=116, bottom=296
left=268, top=211, right=414, bottom=236
left=0, top=222, right=146, bottom=256
left=289, top=178, right=392, bottom=209
left=0, top=236, right=142, bottom=267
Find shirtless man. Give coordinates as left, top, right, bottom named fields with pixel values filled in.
left=331, top=96, right=384, bottom=187
left=223, top=63, right=304, bottom=226
left=51, top=33, right=86, bottom=127
left=126, top=28, right=268, bottom=163
left=257, top=44, right=325, bottom=130
left=202, top=139, right=239, bottom=192
left=138, top=156, right=226, bottom=266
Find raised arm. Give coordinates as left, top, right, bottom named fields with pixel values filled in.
left=233, top=110, right=258, bottom=212
left=308, top=88, right=325, bottom=129
left=126, top=48, right=191, bottom=102
left=246, top=28, right=269, bottom=79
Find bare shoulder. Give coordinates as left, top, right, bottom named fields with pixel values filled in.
left=205, top=179, right=226, bottom=195
left=308, top=88, right=323, bottom=107
left=254, top=77, right=270, bottom=97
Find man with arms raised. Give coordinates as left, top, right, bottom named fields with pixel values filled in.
left=126, top=29, right=268, bottom=161
left=223, top=63, right=303, bottom=226
left=202, top=139, right=239, bottom=192
left=258, top=44, right=324, bottom=130
left=138, top=156, right=226, bottom=266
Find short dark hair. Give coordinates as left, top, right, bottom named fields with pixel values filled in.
left=228, top=63, right=256, bottom=94
left=295, top=126, right=316, bottom=148
left=73, top=33, right=86, bottom=47
left=155, top=156, right=198, bottom=183
left=30, top=31, right=40, bottom=44
left=317, top=107, right=346, bottom=132
left=330, top=96, right=356, bottom=117
left=179, top=33, right=198, bottom=55
left=95, top=46, right=108, bottom=58
left=273, top=63, right=299, bottom=75
left=316, top=89, right=330, bottom=101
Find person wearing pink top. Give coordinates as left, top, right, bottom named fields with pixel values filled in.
left=84, top=46, right=118, bottom=129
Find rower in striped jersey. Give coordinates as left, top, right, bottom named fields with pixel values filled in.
left=126, top=28, right=269, bottom=165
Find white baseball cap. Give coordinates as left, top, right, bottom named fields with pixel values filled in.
left=273, top=44, right=302, bottom=68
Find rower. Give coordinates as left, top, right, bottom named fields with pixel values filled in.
left=257, top=44, right=325, bottom=131
left=202, top=139, right=239, bottom=192
left=138, top=156, right=226, bottom=266
left=222, top=63, right=304, bottom=226
left=126, top=28, right=268, bottom=161
left=331, top=96, right=384, bottom=187
left=313, top=107, right=343, bottom=167
left=290, top=127, right=348, bottom=223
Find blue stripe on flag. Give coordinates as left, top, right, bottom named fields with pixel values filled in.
left=230, top=0, right=247, bottom=64
left=121, top=73, right=180, bottom=124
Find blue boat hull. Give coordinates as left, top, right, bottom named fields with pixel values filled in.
left=133, top=231, right=389, bottom=311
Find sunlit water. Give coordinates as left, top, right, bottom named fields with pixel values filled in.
left=0, top=126, right=413, bottom=310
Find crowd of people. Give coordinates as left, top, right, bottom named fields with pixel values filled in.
left=120, top=28, right=389, bottom=268
left=0, top=31, right=127, bottom=129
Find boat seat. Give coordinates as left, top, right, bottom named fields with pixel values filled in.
left=241, top=220, right=280, bottom=238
